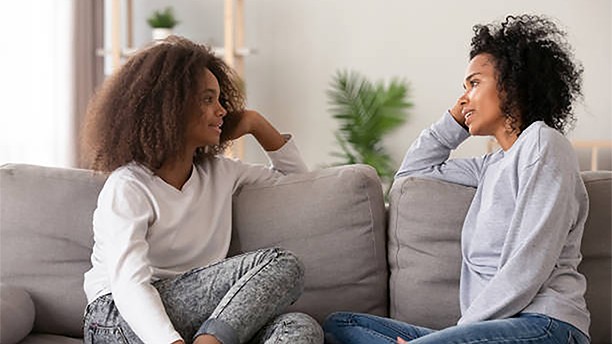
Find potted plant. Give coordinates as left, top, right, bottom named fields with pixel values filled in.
left=147, top=7, right=179, bottom=40
left=328, top=70, right=412, bottom=196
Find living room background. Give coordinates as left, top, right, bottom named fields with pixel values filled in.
left=111, top=0, right=612, bottom=169
left=1, top=0, right=610, bottom=170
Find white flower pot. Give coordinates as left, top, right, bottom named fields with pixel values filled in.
left=152, top=28, right=173, bottom=41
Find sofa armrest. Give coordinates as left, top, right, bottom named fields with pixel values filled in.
left=0, top=283, right=35, bottom=344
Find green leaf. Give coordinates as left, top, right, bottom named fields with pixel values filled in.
left=147, top=7, right=179, bottom=28
left=327, top=70, right=412, bottom=189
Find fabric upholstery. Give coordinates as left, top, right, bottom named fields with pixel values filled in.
left=578, top=171, right=611, bottom=343
left=18, top=334, right=83, bottom=344
left=0, top=164, right=106, bottom=337
left=230, top=164, right=388, bottom=323
left=1, top=163, right=608, bottom=343
left=388, top=177, right=473, bottom=329
left=0, top=284, right=36, bottom=344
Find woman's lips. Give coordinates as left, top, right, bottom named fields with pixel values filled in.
left=464, top=111, right=474, bottom=125
left=209, top=122, right=222, bottom=134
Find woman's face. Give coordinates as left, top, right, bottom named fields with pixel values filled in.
left=459, top=53, right=507, bottom=137
left=186, top=68, right=227, bottom=149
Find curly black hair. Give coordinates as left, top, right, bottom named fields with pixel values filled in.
left=469, top=14, right=583, bottom=134
left=81, top=36, right=245, bottom=172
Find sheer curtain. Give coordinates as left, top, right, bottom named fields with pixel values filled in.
left=0, top=1, right=74, bottom=167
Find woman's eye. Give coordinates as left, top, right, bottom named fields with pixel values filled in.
left=470, top=80, right=479, bottom=87
left=201, top=97, right=214, bottom=104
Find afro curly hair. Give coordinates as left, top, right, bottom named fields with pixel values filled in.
left=469, top=14, right=583, bottom=134
left=81, top=36, right=245, bottom=172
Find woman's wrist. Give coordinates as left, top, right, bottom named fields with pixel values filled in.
left=449, top=109, right=468, bottom=130
left=244, top=110, right=263, bottom=135
left=247, top=111, right=286, bottom=151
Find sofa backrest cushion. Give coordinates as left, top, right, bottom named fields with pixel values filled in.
left=0, top=164, right=106, bottom=337
left=578, top=171, right=611, bottom=343
left=388, top=172, right=611, bottom=343
left=230, top=164, right=388, bottom=323
left=388, top=177, right=473, bottom=329
left=0, top=163, right=388, bottom=337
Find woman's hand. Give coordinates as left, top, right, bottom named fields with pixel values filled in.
left=397, top=336, right=408, bottom=344
left=449, top=96, right=468, bottom=130
left=225, top=109, right=286, bottom=151
left=225, top=109, right=257, bottom=140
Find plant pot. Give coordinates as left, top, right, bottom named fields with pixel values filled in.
left=152, top=28, right=173, bottom=41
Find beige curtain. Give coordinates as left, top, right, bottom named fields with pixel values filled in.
left=73, top=0, right=105, bottom=167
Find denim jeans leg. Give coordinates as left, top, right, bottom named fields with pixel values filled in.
left=323, top=312, right=434, bottom=344
left=408, top=313, right=589, bottom=344
left=248, top=312, right=324, bottom=344
left=154, top=247, right=305, bottom=344
left=323, top=312, right=589, bottom=344
left=83, top=294, right=144, bottom=344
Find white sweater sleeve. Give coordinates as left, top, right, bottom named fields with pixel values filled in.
left=229, top=134, right=308, bottom=190
left=265, top=134, right=309, bottom=174
left=395, top=111, right=486, bottom=187
left=94, top=177, right=182, bottom=344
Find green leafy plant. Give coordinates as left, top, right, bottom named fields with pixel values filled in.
left=328, top=70, right=412, bottom=189
left=147, top=7, right=179, bottom=29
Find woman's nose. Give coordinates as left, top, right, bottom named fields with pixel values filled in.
left=458, top=92, right=469, bottom=106
left=217, top=103, right=227, bottom=117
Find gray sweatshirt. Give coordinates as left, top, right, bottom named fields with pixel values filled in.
left=396, top=111, right=590, bottom=336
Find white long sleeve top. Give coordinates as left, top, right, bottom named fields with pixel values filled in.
left=396, top=112, right=590, bottom=336
left=83, top=137, right=308, bottom=344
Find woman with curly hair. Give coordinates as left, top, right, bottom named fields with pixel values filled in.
left=323, top=15, right=590, bottom=344
left=81, top=36, right=323, bottom=344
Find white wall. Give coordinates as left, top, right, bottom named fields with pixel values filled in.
left=128, top=0, right=611, bottom=169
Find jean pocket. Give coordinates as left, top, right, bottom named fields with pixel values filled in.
left=87, top=323, right=130, bottom=344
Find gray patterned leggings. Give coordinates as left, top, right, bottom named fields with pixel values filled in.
left=83, top=248, right=323, bottom=344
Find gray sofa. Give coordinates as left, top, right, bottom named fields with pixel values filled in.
left=1, top=163, right=610, bottom=344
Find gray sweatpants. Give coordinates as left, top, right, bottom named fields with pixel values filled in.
left=83, top=248, right=323, bottom=344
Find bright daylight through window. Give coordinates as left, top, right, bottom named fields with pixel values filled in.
left=0, top=1, right=74, bottom=168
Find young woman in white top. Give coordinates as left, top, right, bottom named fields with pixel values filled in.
left=323, top=14, right=590, bottom=344
left=81, top=36, right=323, bottom=344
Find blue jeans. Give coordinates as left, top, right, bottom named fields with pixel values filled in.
left=323, top=312, right=589, bottom=344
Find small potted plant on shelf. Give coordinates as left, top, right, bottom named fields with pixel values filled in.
left=147, top=7, right=179, bottom=41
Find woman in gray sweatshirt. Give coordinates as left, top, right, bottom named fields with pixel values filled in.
left=323, top=14, right=590, bottom=344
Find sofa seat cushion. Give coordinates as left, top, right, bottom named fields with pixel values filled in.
left=230, top=164, right=389, bottom=323
left=17, top=334, right=83, bottom=344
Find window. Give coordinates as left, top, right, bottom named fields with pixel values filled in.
left=0, top=0, right=74, bottom=167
